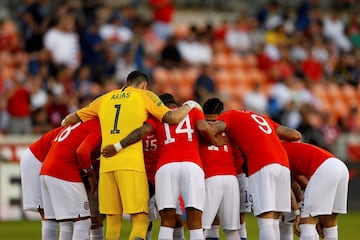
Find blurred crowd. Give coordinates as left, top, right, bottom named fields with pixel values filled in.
left=0, top=0, right=360, bottom=153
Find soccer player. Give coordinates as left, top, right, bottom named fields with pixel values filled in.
left=102, top=96, right=219, bottom=240
left=61, top=71, right=202, bottom=240
left=199, top=98, right=241, bottom=240
left=282, top=142, right=349, bottom=240
left=20, top=126, right=63, bottom=239
left=40, top=118, right=101, bottom=240
left=211, top=110, right=302, bottom=240
left=143, top=93, right=185, bottom=240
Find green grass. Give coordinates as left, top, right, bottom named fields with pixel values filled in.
left=0, top=212, right=359, bottom=239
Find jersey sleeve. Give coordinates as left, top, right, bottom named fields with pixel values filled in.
left=76, top=130, right=102, bottom=170
left=217, top=111, right=231, bottom=131
left=192, top=108, right=205, bottom=121
left=76, top=95, right=104, bottom=122
left=146, top=116, right=158, bottom=130
left=141, top=90, right=170, bottom=122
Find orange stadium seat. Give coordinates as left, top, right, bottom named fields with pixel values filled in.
left=247, top=68, right=267, bottom=84
left=227, top=53, right=247, bottom=70
left=231, top=69, right=250, bottom=86
left=212, top=52, right=230, bottom=69
left=151, top=67, right=176, bottom=94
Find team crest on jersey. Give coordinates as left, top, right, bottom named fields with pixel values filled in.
left=84, top=201, right=90, bottom=210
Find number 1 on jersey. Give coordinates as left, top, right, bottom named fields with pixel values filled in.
left=111, top=104, right=121, bottom=134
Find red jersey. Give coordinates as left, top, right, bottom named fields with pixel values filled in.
left=29, top=127, right=63, bottom=162
left=199, top=132, right=236, bottom=178
left=149, top=0, right=174, bottom=23
left=146, top=108, right=204, bottom=170
left=232, top=143, right=246, bottom=175
left=282, top=142, right=335, bottom=179
left=143, top=133, right=159, bottom=185
left=7, top=87, right=31, bottom=117
left=217, top=110, right=289, bottom=176
left=40, top=119, right=101, bottom=182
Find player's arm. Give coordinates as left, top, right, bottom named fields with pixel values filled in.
left=162, top=100, right=203, bottom=124
left=77, top=130, right=102, bottom=195
left=197, top=119, right=227, bottom=146
left=101, top=122, right=154, bottom=158
left=61, top=112, right=82, bottom=126
left=211, top=120, right=227, bottom=134
left=276, top=125, right=302, bottom=142
left=292, top=187, right=301, bottom=237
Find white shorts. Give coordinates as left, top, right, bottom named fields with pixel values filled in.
left=40, top=175, right=91, bottom=220
left=248, top=164, right=291, bottom=216
left=202, top=175, right=240, bottom=230
left=155, top=162, right=205, bottom=212
left=238, top=173, right=252, bottom=213
left=301, top=158, right=349, bottom=218
left=20, top=148, right=43, bottom=211
left=148, top=195, right=183, bottom=221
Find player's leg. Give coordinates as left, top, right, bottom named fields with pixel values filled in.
left=117, top=170, right=149, bottom=240
left=99, top=172, right=123, bottom=239
left=202, top=176, right=225, bottom=239
left=21, top=149, right=57, bottom=238
left=159, top=209, right=177, bottom=239
left=40, top=175, right=61, bottom=240
left=238, top=173, right=251, bottom=240
left=37, top=207, right=59, bottom=240
left=174, top=202, right=185, bottom=240
left=54, top=178, right=92, bottom=239
left=204, top=216, right=220, bottom=240
left=218, top=175, right=240, bottom=240
left=250, top=164, right=291, bottom=240
left=73, top=216, right=92, bottom=240
left=186, top=208, right=204, bottom=240
left=318, top=214, right=338, bottom=240
left=156, top=163, right=181, bottom=240
left=279, top=213, right=294, bottom=240
left=180, top=162, right=205, bottom=240
left=146, top=181, right=156, bottom=240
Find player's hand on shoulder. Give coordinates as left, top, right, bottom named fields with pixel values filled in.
left=183, top=100, right=203, bottom=111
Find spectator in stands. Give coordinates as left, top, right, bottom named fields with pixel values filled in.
left=194, top=64, right=216, bottom=104
left=0, top=18, right=20, bottom=53
left=323, top=11, right=352, bottom=52
left=298, top=106, right=331, bottom=151
left=7, top=71, right=32, bottom=134
left=79, top=20, right=107, bottom=83
left=177, top=25, right=213, bottom=65
left=99, top=13, right=133, bottom=56
left=159, top=35, right=183, bottom=68
left=225, top=16, right=252, bottom=55
left=243, top=81, right=268, bottom=115
left=148, top=0, right=175, bottom=40
left=16, top=0, right=50, bottom=53
left=43, top=14, right=81, bottom=72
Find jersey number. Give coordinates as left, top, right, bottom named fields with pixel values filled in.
left=54, top=122, right=81, bottom=142
left=111, top=104, right=121, bottom=134
left=251, top=114, right=272, bottom=134
left=164, top=115, right=194, bottom=144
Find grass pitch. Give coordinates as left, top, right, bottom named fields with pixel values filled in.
left=0, top=212, right=359, bottom=239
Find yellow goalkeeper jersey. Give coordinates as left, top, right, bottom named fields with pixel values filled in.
left=77, top=86, right=170, bottom=173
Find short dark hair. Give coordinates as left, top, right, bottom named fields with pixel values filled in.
left=203, top=98, right=224, bottom=114
left=127, top=70, right=149, bottom=85
left=159, top=93, right=177, bottom=106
